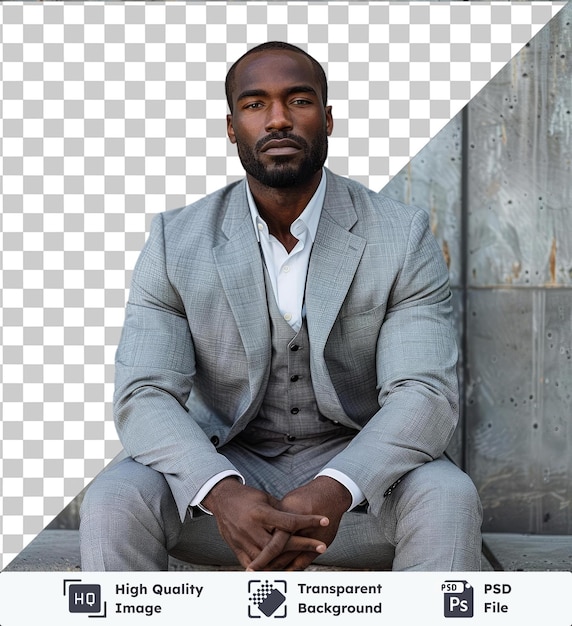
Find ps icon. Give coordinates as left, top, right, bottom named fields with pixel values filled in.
left=443, top=580, right=473, bottom=618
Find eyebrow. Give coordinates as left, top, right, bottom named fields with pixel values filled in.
left=236, top=85, right=318, bottom=103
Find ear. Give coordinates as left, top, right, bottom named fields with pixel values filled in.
left=325, top=105, right=333, bottom=137
left=227, top=114, right=237, bottom=144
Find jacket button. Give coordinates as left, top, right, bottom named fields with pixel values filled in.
left=286, top=435, right=296, bottom=442
left=210, top=436, right=219, bottom=446
left=290, top=344, right=300, bottom=351
left=290, top=407, right=299, bottom=415
left=290, top=375, right=299, bottom=382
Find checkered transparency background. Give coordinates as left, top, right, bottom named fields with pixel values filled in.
left=0, top=1, right=565, bottom=568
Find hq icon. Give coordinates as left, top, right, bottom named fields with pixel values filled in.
left=442, top=580, right=474, bottom=618
left=63, top=579, right=107, bottom=618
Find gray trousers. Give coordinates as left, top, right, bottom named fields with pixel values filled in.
left=79, top=447, right=482, bottom=571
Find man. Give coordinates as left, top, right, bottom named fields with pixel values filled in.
left=80, top=41, right=482, bottom=571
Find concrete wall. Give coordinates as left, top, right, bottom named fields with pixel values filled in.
left=385, top=3, right=572, bottom=534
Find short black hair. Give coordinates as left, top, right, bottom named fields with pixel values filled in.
left=225, top=41, right=328, bottom=112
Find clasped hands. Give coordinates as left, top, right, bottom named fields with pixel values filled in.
left=202, top=475, right=351, bottom=571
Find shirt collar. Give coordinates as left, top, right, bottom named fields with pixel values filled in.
left=246, top=168, right=326, bottom=244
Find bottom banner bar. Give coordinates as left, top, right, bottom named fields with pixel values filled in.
left=0, top=571, right=570, bottom=625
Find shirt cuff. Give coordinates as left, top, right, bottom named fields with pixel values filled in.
left=316, top=468, right=366, bottom=511
left=191, top=470, right=244, bottom=515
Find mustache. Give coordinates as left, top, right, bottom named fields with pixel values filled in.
left=255, top=132, right=309, bottom=153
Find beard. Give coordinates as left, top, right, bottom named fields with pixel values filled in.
left=236, top=128, right=328, bottom=189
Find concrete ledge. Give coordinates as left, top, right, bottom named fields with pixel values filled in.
left=2, top=530, right=356, bottom=572
left=8, top=529, right=568, bottom=572
left=482, top=533, right=572, bottom=571
left=4, top=530, right=82, bottom=572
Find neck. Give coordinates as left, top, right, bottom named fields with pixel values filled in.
left=248, top=170, right=322, bottom=252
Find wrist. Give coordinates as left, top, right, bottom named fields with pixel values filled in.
left=312, top=476, right=352, bottom=512
left=202, top=475, right=242, bottom=515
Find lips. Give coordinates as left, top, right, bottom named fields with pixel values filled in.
left=260, top=138, right=302, bottom=154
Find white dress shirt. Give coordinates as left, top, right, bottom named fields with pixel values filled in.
left=248, top=169, right=326, bottom=332
left=193, top=170, right=365, bottom=512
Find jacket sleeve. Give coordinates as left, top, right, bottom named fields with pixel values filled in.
left=113, top=212, right=238, bottom=520
left=324, top=208, right=459, bottom=515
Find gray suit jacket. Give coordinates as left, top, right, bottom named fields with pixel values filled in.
left=114, top=168, right=459, bottom=519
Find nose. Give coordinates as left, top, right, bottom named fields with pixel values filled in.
left=265, top=100, right=293, bottom=132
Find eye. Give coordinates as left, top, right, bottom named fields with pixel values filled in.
left=292, top=98, right=312, bottom=106
left=244, top=102, right=264, bottom=110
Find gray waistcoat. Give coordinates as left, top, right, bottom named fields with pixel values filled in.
left=237, top=266, right=349, bottom=456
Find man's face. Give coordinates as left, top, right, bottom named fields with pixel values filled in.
left=227, top=50, right=333, bottom=188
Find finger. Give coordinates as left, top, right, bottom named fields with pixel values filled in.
left=262, top=509, right=329, bottom=534
left=269, top=536, right=327, bottom=570
left=234, top=546, right=259, bottom=570
left=265, top=550, right=318, bottom=572
left=246, top=530, right=327, bottom=571
left=283, top=534, right=327, bottom=555
left=246, top=529, right=291, bottom=571
left=265, top=550, right=301, bottom=571
left=216, top=521, right=277, bottom=567
left=230, top=533, right=277, bottom=568
left=248, top=528, right=319, bottom=571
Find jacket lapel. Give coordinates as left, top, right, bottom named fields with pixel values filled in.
left=212, top=181, right=271, bottom=414
left=305, top=170, right=366, bottom=421
left=306, top=170, right=366, bottom=349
